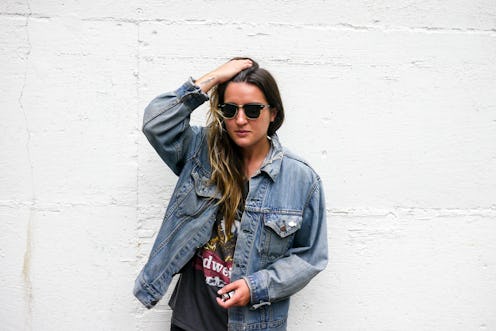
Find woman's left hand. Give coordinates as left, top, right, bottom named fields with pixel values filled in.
left=216, top=278, right=251, bottom=308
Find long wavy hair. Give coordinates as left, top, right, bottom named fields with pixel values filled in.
left=207, top=58, right=285, bottom=232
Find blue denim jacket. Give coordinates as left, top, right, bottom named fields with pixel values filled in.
left=134, top=78, right=328, bottom=330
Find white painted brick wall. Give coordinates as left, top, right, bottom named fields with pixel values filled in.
left=1, top=1, right=495, bottom=330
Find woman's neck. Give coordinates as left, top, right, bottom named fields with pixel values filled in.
left=241, top=138, right=271, bottom=179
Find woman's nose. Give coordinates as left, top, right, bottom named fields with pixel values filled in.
left=235, top=108, right=248, bottom=124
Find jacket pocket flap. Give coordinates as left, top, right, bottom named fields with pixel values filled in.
left=192, top=171, right=220, bottom=199
left=263, top=214, right=302, bottom=238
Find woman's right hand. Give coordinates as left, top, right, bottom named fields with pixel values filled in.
left=195, top=59, right=253, bottom=93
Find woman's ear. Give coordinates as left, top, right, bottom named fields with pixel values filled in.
left=270, top=108, right=278, bottom=122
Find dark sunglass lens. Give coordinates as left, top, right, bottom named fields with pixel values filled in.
left=243, top=104, right=263, bottom=119
left=221, top=104, right=238, bottom=118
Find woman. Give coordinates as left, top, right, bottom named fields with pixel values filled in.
left=134, top=58, right=328, bottom=331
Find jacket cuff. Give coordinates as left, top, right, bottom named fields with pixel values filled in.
left=244, top=273, right=271, bottom=310
left=175, top=77, right=209, bottom=109
left=133, top=274, right=161, bottom=309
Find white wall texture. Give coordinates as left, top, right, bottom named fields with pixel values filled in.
left=1, top=1, right=495, bottom=330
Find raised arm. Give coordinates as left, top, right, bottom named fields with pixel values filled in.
left=142, top=59, right=253, bottom=175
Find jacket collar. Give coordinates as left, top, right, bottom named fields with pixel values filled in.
left=259, top=134, right=284, bottom=182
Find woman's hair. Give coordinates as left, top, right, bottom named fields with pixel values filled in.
left=207, top=58, right=285, bottom=232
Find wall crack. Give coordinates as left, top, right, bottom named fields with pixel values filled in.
left=18, top=0, right=34, bottom=329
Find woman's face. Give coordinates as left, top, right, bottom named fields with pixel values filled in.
left=222, top=82, right=276, bottom=154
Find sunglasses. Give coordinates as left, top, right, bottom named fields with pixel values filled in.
left=218, top=103, right=271, bottom=120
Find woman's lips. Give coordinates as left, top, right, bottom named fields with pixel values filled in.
left=235, top=130, right=249, bottom=137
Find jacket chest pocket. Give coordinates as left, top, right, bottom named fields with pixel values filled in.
left=173, top=170, right=219, bottom=218
left=258, top=213, right=302, bottom=263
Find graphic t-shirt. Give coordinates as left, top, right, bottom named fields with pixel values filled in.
left=169, top=212, right=241, bottom=331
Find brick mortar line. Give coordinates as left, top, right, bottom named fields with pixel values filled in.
left=1, top=200, right=495, bottom=217
left=1, top=13, right=495, bottom=35
left=329, top=207, right=496, bottom=217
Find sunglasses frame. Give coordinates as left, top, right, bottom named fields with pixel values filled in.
left=218, top=102, right=271, bottom=120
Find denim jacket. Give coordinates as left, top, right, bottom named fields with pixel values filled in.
left=134, top=78, right=328, bottom=330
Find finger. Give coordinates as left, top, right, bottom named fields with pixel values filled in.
left=217, top=284, right=233, bottom=296
left=237, top=59, right=253, bottom=68
left=216, top=293, right=241, bottom=309
left=216, top=298, right=232, bottom=309
left=217, top=290, right=248, bottom=308
left=210, top=59, right=253, bottom=85
left=238, top=59, right=253, bottom=72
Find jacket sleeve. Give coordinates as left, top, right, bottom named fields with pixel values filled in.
left=142, top=78, right=209, bottom=175
left=243, top=179, right=328, bottom=309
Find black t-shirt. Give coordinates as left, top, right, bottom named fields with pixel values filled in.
left=169, top=212, right=241, bottom=331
